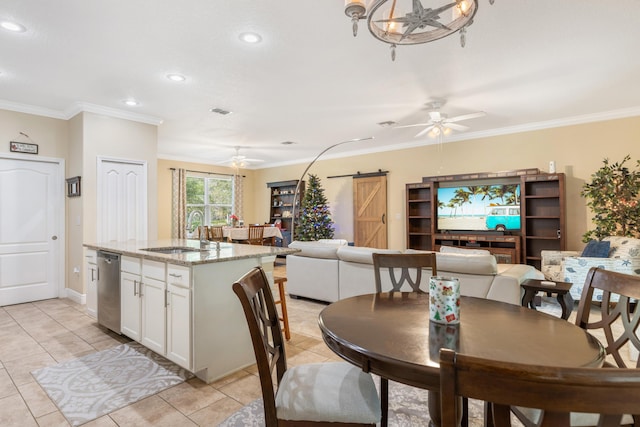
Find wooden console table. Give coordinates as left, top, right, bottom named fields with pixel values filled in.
left=434, top=233, right=521, bottom=264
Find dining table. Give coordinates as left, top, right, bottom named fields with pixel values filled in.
left=318, top=292, right=606, bottom=427
left=223, top=226, right=283, bottom=244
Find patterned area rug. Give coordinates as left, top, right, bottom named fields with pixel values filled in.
left=32, top=342, right=192, bottom=426
left=219, top=379, right=490, bottom=427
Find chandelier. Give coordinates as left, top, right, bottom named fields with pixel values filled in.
left=344, top=0, right=494, bottom=60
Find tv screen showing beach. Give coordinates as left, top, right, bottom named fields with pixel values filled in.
left=437, top=184, right=521, bottom=232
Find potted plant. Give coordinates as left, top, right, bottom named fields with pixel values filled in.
left=581, top=155, right=640, bottom=242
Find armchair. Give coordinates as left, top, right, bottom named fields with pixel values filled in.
left=541, top=236, right=640, bottom=301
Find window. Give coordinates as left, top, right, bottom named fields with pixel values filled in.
left=186, top=174, right=233, bottom=234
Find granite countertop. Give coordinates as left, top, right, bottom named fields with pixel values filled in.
left=84, top=239, right=299, bottom=266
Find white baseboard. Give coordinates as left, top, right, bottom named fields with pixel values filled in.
left=65, top=287, right=86, bottom=305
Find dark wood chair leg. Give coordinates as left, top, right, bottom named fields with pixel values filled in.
left=381, top=378, right=388, bottom=427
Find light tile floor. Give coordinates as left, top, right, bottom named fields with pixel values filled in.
left=0, top=264, right=635, bottom=426
left=0, top=264, right=339, bottom=427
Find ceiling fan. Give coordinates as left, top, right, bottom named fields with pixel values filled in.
left=220, top=146, right=265, bottom=168
left=395, top=101, right=486, bottom=138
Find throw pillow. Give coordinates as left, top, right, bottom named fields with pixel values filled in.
left=581, top=240, right=611, bottom=258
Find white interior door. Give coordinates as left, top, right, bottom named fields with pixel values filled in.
left=97, top=158, right=147, bottom=242
left=0, top=155, right=63, bottom=306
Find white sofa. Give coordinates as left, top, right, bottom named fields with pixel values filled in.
left=286, top=241, right=544, bottom=305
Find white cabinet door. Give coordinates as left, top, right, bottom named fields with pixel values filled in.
left=166, top=283, right=191, bottom=369
left=85, top=250, right=97, bottom=318
left=121, top=271, right=141, bottom=341
left=140, top=276, right=166, bottom=354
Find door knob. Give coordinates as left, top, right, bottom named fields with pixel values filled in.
left=51, top=236, right=58, bottom=240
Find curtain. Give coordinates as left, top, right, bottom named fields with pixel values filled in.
left=171, top=168, right=187, bottom=238
left=233, top=171, right=244, bottom=222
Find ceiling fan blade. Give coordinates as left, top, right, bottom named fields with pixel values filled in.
left=415, top=125, right=436, bottom=138
left=243, top=158, right=265, bottom=163
left=394, top=123, right=432, bottom=129
left=444, top=123, right=470, bottom=132
left=446, top=111, right=486, bottom=123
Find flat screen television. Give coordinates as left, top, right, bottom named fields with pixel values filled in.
left=437, top=183, right=521, bottom=232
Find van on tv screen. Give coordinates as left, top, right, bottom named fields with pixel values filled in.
left=437, top=184, right=521, bottom=232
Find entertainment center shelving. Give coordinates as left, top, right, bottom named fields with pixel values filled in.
left=267, top=180, right=305, bottom=247
left=406, top=169, right=565, bottom=268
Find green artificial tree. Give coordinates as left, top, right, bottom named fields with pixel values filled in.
left=296, top=174, right=335, bottom=241
left=581, top=155, right=640, bottom=242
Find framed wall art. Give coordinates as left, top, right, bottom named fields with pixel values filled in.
left=66, top=176, right=81, bottom=197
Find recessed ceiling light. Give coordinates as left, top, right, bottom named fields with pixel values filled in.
left=1, top=21, right=27, bottom=32
left=166, top=73, right=186, bottom=82
left=239, top=32, right=262, bottom=44
left=281, top=141, right=297, bottom=145
left=123, top=99, right=139, bottom=107
left=377, top=121, right=397, bottom=127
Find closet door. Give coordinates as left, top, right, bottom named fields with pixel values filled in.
left=97, top=158, right=147, bottom=242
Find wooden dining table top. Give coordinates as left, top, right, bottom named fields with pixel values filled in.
left=318, top=292, right=606, bottom=391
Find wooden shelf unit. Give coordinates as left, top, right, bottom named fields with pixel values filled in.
left=406, top=182, right=433, bottom=251
left=267, top=180, right=305, bottom=247
left=434, top=233, right=521, bottom=264
left=521, top=173, right=566, bottom=270
left=405, top=169, right=565, bottom=267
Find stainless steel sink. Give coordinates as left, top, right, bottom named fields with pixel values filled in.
left=141, top=246, right=203, bottom=254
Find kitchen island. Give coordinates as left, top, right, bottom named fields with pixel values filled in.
left=84, top=239, right=298, bottom=383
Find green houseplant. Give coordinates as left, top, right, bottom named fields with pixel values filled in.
left=581, top=155, right=640, bottom=242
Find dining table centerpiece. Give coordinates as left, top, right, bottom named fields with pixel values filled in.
left=229, top=214, right=239, bottom=227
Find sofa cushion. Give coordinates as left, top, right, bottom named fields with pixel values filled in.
left=440, top=245, right=491, bottom=256
left=288, top=240, right=342, bottom=259
left=336, top=246, right=402, bottom=265
left=603, top=236, right=640, bottom=259
left=436, top=252, right=498, bottom=276
left=580, top=240, right=611, bottom=257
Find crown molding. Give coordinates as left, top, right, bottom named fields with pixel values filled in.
left=0, top=99, right=164, bottom=125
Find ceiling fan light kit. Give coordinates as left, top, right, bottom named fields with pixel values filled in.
left=344, top=0, right=495, bottom=60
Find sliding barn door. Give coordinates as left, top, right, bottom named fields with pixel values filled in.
left=353, top=175, right=387, bottom=248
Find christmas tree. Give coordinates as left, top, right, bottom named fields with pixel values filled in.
left=296, top=174, right=335, bottom=241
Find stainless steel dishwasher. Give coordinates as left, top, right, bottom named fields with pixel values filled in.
left=97, top=251, right=121, bottom=334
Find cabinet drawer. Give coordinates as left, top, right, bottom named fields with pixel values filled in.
left=121, top=256, right=142, bottom=275
left=167, top=264, right=191, bottom=288
left=143, top=259, right=166, bottom=281
left=85, top=249, right=97, bottom=265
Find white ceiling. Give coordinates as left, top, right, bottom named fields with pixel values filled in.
left=2, top=1, right=640, bottom=169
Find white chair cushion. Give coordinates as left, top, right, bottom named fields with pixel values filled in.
left=275, top=362, right=381, bottom=424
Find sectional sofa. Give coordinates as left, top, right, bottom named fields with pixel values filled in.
left=286, top=240, right=544, bottom=305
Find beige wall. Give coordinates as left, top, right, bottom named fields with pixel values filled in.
left=156, top=159, right=256, bottom=239
left=252, top=116, right=640, bottom=251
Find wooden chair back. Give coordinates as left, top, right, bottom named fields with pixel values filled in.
left=575, top=267, right=640, bottom=368
left=439, top=348, right=640, bottom=427
left=232, top=267, right=286, bottom=426
left=208, top=226, right=224, bottom=242
left=372, top=252, right=437, bottom=293
left=247, top=225, right=264, bottom=245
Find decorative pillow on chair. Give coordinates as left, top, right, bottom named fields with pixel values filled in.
left=580, top=240, right=611, bottom=258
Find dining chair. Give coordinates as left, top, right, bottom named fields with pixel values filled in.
left=372, top=252, right=438, bottom=427
left=372, top=252, right=437, bottom=293
left=247, top=224, right=264, bottom=245
left=232, top=267, right=381, bottom=426
left=512, top=267, right=640, bottom=427
left=207, top=225, right=224, bottom=242
left=439, top=348, right=640, bottom=427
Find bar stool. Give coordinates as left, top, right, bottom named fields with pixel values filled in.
left=273, top=276, right=291, bottom=340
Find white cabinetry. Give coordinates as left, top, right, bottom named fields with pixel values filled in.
left=140, top=260, right=167, bottom=355
left=85, top=249, right=98, bottom=318
left=166, top=264, right=191, bottom=369
left=120, top=256, right=142, bottom=341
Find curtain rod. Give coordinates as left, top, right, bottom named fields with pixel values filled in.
left=169, top=168, right=245, bottom=178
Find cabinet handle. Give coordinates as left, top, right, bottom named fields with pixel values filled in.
left=133, top=280, right=138, bottom=296
left=169, top=273, right=182, bottom=278
left=165, top=289, right=169, bottom=307
left=138, top=282, right=143, bottom=298
left=90, top=268, right=95, bottom=282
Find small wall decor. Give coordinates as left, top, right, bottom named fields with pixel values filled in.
left=66, top=176, right=81, bottom=197
left=10, top=141, right=38, bottom=154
